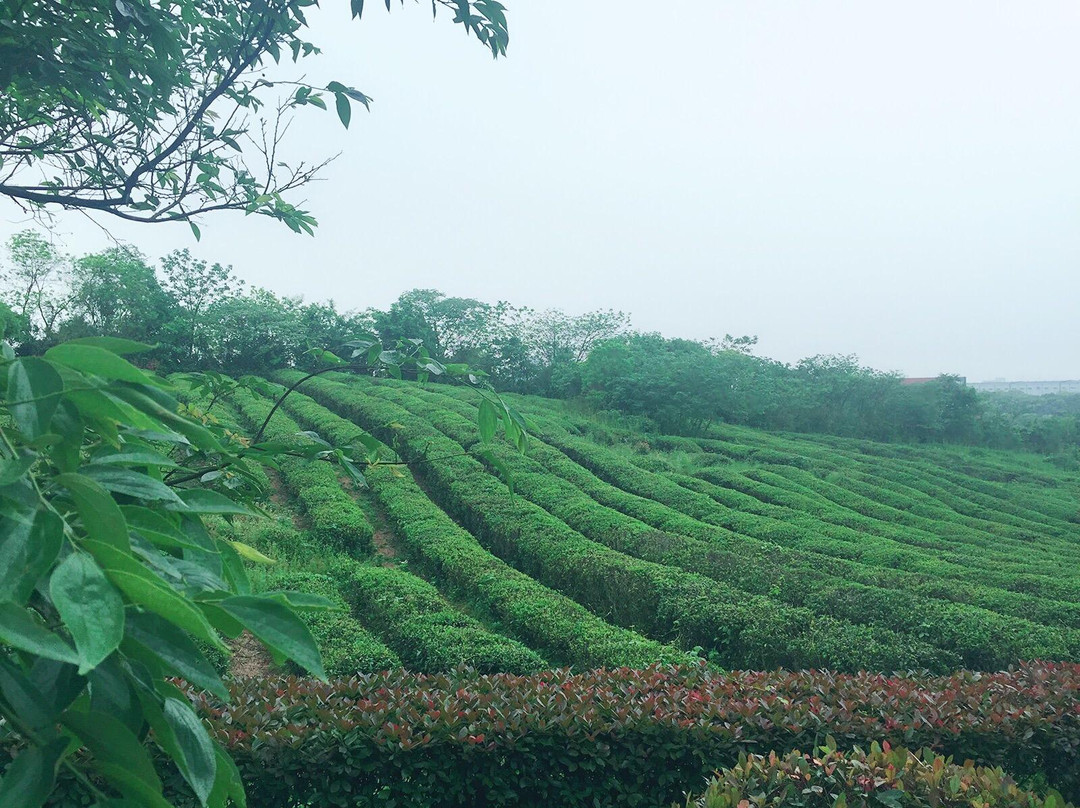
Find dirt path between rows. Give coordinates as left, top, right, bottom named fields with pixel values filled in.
left=229, top=631, right=273, bottom=679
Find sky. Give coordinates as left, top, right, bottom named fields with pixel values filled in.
left=2, top=2, right=1078, bottom=382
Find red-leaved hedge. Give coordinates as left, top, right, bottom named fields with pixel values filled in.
left=170, top=662, right=1080, bottom=807
left=680, top=742, right=1071, bottom=808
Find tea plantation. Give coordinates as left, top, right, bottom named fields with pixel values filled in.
left=176, top=373, right=1080, bottom=806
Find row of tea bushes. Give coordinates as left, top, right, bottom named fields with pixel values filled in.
left=679, top=743, right=1069, bottom=808
left=174, top=381, right=401, bottom=675
left=226, top=387, right=544, bottom=674
left=544, top=425, right=1051, bottom=579
left=271, top=380, right=691, bottom=669
left=228, top=388, right=375, bottom=556
left=340, top=564, right=547, bottom=674
left=737, top=465, right=1080, bottom=625
left=366, top=382, right=1078, bottom=670
left=288, top=374, right=955, bottom=672
left=380, top=380, right=1080, bottom=621
left=216, top=517, right=402, bottom=676
left=686, top=463, right=1065, bottom=565
left=175, top=662, right=1080, bottom=807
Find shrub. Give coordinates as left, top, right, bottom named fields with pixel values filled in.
left=273, top=383, right=691, bottom=669
left=260, top=568, right=401, bottom=675
left=227, top=388, right=375, bottom=555
left=290, top=374, right=959, bottom=671
left=178, top=662, right=1080, bottom=808
left=340, top=564, right=548, bottom=674
left=680, top=743, right=1070, bottom=808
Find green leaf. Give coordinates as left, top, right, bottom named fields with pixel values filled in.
left=227, top=540, right=276, bottom=565
left=55, top=473, right=130, bottom=550
left=207, top=745, right=246, bottom=808
left=107, top=570, right=227, bottom=652
left=62, top=710, right=161, bottom=793
left=218, top=595, right=325, bottom=679
left=122, top=507, right=204, bottom=552
left=111, top=388, right=220, bottom=452
left=63, top=337, right=155, bottom=355
left=93, top=764, right=173, bottom=808
left=0, top=508, right=63, bottom=605
left=334, top=92, right=351, bottom=128
left=0, top=603, right=80, bottom=665
left=0, top=655, right=66, bottom=737
left=0, top=455, right=36, bottom=486
left=0, top=737, right=70, bottom=808
left=81, top=466, right=184, bottom=504
left=123, top=611, right=229, bottom=701
left=189, top=221, right=201, bottom=241
left=66, top=388, right=159, bottom=433
left=6, top=358, right=63, bottom=439
left=196, top=602, right=245, bottom=639
left=478, top=398, right=498, bottom=443
left=44, top=344, right=158, bottom=386
left=167, top=489, right=255, bottom=515
left=50, top=553, right=125, bottom=674
left=162, top=697, right=217, bottom=806
left=219, top=541, right=250, bottom=597
left=88, top=657, right=142, bottom=736
left=262, top=591, right=337, bottom=611
left=89, top=447, right=179, bottom=468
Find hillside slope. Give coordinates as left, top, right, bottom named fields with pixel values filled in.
left=221, top=373, right=1080, bottom=672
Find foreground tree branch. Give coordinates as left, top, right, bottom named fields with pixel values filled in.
left=0, top=0, right=509, bottom=236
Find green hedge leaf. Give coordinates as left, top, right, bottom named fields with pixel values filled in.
left=55, top=473, right=129, bottom=550
left=0, top=737, right=69, bottom=808
left=6, top=358, right=63, bottom=439
left=0, top=603, right=80, bottom=666
left=218, top=596, right=325, bottom=679
left=50, top=553, right=125, bottom=674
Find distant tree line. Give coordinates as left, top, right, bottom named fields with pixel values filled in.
left=0, top=230, right=369, bottom=373
left=3, top=229, right=1076, bottom=456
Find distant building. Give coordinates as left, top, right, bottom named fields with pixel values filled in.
left=969, top=379, right=1080, bottom=396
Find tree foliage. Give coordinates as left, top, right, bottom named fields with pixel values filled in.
left=0, top=337, right=332, bottom=806
left=0, top=330, right=529, bottom=806
left=0, top=0, right=509, bottom=233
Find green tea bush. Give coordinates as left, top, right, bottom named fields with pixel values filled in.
left=273, top=382, right=691, bottom=669
left=680, top=744, right=1070, bottom=808
left=285, top=374, right=955, bottom=672
left=228, top=388, right=375, bottom=555
left=373, top=381, right=1080, bottom=669
left=258, top=568, right=401, bottom=675
left=342, top=565, right=546, bottom=673
left=183, top=662, right=1080, bottom=808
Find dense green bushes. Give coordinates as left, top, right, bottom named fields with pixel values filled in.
left=260, top=567, right=403, bottom=675
left=215, top=515, right=402, bottom=676
left=181, top=662, right=1080, bottom=807
left=369, top=380, right=1080, bottom=668
left=341, top=565, right=547, bottom=673
left=282, top=373, right=960, bottom=672
left=272, top=382, right=691, bottom=668
left=680, top=744, right=1070, bottom=808
left=228, top=388, right=375, bottom=555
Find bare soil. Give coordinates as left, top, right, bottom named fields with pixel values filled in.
left=229, top=631, right=274, bottom=679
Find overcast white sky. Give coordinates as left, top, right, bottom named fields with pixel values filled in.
left=3, top=2, right=1078, bottom=381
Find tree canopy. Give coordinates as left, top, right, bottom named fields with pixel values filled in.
left=0, top=0, right=509, bottom=234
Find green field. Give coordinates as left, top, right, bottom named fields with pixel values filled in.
left=196, top=372, right=1080, bottom=676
